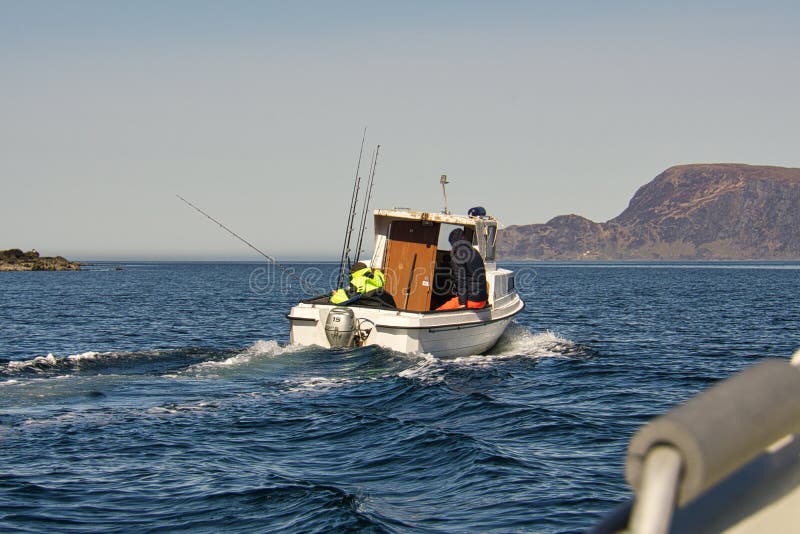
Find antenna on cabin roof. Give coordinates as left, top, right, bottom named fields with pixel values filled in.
left=440, top=174, right=450, bottom=215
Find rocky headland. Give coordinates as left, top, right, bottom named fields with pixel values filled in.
left=498, top=164, right=800, bottom=260
left=0, top=249, right=81, bottom=271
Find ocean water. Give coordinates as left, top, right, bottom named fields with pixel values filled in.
left=1, top=261, right=798, bottom=533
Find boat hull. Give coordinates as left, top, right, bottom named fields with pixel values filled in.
left=288, top=292, right=524, bottom=358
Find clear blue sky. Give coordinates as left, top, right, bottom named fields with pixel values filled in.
left=2, top=1, right=798, bottom=260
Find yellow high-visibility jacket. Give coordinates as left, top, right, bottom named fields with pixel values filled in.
left=331, top=268, right=385, bottom=304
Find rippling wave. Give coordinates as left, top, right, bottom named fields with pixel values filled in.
left=1, top=323, right=587, bottom=384
left=2, top=262, right=799, bottom=532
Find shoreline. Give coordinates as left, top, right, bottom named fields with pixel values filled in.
left=0, top=249, right=81, bottom=271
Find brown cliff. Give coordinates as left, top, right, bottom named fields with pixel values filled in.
left=498, top=164, right=800, bottom=260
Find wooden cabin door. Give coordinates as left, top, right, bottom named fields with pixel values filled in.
left=383, top=220, right=440, bottom=312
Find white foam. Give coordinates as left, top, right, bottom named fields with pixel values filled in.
left=487, top=325, right=577, bottom=358
left=8, top=353, right=59, bottom=370
left=6, top=350, right=128, bottom=372
left=285, top=376, right=355, bottom=393
left=205, top=339, right=282, bottom=367
left=249, top=339, right=283, bottom=354
left=20, top=411, right=112, bottom=428
left=145, top=400, right=218, bottom=415
left=396, top=325, right=579, bottom=381
left=146, top=406, right=179, bottom=415
left=66, top=351, right=103, bottom=361
left=397, top=352, right=443, bottom=381
left=183, top=339, right=299, bottom=374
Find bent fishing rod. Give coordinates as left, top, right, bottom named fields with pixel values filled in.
left=176, top=194, right=321, bottom=295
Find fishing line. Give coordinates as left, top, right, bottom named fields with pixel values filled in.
left=176, top=194, right=320, bottom=294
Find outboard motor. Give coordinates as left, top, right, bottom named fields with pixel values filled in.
left=325, top=307, right=356, bottom=348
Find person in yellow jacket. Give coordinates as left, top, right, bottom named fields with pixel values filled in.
left=330, top=262, right=386, bottom=304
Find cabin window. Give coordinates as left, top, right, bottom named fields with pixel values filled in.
left=371, top=234, right=387, bottom=269
left=437, top=224, right=464, bottom=251
left=473, top=220, right=497, bottom=262
left=484, top=225, right=497, bottom=262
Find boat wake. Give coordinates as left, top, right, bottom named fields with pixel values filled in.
left=397, top=323, right=593, bottom=382
left=179, top=340, right=304, bottom=377
left=2, top=349, right=164, bottom=375
left=486, top=322, right=589, bottom=358
left=0, top=342, right=296, bottom=384
left=1, top=324, right=592, bottom=388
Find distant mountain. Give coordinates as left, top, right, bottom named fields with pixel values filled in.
left=498, top=164, right=800, bottom=260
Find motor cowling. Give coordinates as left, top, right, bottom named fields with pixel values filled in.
left=325, top=307, right=357, bottom=348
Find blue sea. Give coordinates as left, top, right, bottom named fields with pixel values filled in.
left=1, top=261, right=799, bottom=533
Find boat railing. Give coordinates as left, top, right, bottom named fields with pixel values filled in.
left=592, top=355, right=800, bottom=534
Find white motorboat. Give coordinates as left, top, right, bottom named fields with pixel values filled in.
left=288, top=208, right=525, bottom=358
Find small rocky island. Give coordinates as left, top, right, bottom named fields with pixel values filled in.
left=0, top=249, right=81, bottom=271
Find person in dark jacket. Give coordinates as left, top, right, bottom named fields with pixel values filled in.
left=436, top=228, right=488, bottom=310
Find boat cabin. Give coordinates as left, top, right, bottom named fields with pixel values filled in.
left=367, top=208, right=500, bottom=313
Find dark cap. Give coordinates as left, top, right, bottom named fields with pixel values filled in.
left=448, top=228, right=465, bottom=245
left=351, top=262, right=368, bottom=273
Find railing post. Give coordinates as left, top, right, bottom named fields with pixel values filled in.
left=629, top=446, right=683, bottom=534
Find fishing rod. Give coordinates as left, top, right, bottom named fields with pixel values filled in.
left=337, top=128, right=367, bottom=288
left=353, top=144, right=380, bottom=262
left=341, top=175, right=360, bottom=280
left=176, top=194, right=320, bottom=294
